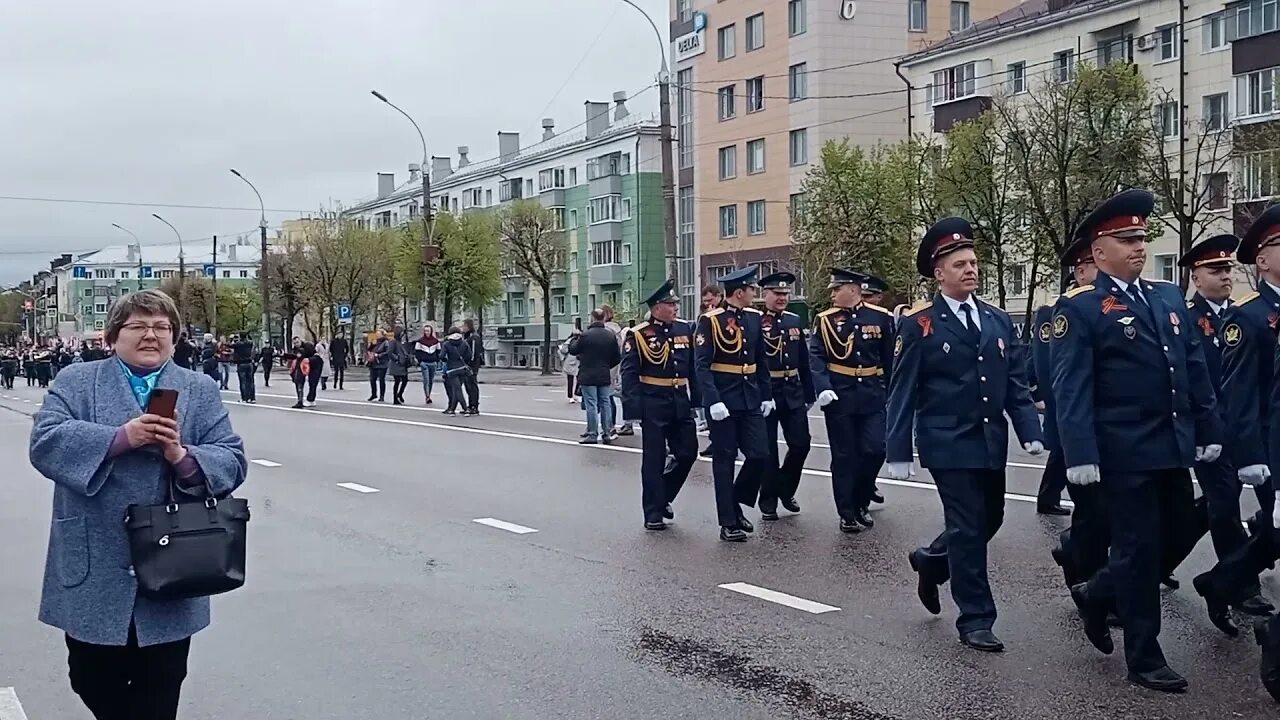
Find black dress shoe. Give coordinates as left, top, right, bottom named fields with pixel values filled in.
left=1106, top=612, right=1122, bottom=628
left=738, top=516, right=754, bottom=533
left=1235, top=593, right=1276, bottom=616
left=909, top=550, right=942, bottom=615
left=1127, top=666, right=1188, bottom=693
left=720, top=527, right=748, bottom=542
left=1070, top=583, right=1114, bottom=655
left=854, top=507, right=874, bottom=529
left=1037, top=504, right=1071, bottom=516
left=1257, top=618, right=1280, bottom=703
left=1161, top=574, right=1180, bottom=590
left=1192, top=574, right=1240, bottom=636
left=839, top=518, right=862, bottom=534
left=645, top=520, right=667, bottom=531
left=959, top=630, right=1004, bottom=652
left=699, top=448, right=713, bottom=458
left=663, top=503, right=675, bottom=520
left=1050, top=544, right=1080, bottom=588
left=760, top=509, right=779, bottom=521
left=781, top=497, right=800, bottom=512
left=616, top=424, right=635, bottom=436
left=870, top=489, right=885, bottom=505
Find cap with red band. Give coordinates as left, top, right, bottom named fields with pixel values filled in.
left=1239, top=205, right=1280, bottom=265
left=916, top=217, right=976, bottom=278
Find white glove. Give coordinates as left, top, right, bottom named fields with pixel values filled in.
left=1023, top=441, right=1045, bottom=456
left=709, top=402, right=730, bottom=422
left=1195, top=444, right=1223, bottom=463
left=1273, top=492, right=1280, bottom=530
left=1240, top=464, right=1271, bottom=487
left=886, top=462, right=913, bottom=480
left=1067, top=464, right=1100, bottom=486
left=817, top=390, right=838, bottom=408
left=761, top=400, right=776, bottom=417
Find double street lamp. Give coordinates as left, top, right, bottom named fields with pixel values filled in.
left=150, top=213, right=190, bottom=336
left=229, top=168, right=272, bottom=346
left=110, top=223, right=144, bottom=291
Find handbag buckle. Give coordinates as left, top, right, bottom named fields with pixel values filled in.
left=205, top=497, right=218, bottom=509
left=158, top=535, right=170, bottom=546
left=165, top=504, right=179, bottom=514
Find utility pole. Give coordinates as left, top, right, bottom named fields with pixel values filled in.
left=372, top=89, right=435, bottom=328
left=152, top=214, right=189, bottom=336
left=210, top=235, right=218, bottom=336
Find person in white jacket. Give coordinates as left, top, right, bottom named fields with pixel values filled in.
left=559, top=329, right=582, bottom=403
left=315, top=339, right=331, bottom=391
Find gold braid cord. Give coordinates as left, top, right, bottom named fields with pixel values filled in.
left=820, top=314, right=855, bottom=360
left=763, top=320, right=783, bottom=358
left=710, top=315, right=744, bottom=354
left=637, top=333, right=671, bottom=367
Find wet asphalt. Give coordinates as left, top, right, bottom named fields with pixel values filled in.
left=0, top=379, right=1275, bottom=719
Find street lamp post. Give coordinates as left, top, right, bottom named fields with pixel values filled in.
left=110, top=223, right=144, bottom=291
left=618, top=0, right=680, bottom=288
left=230, top=169, right=271, bottom=346
left=151, top=213, right=190, bottom=335
left=372, top=89, right=435, bottom=328
left=2, top=286, right=37, bottom=340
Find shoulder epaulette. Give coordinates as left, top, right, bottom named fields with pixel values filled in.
left=782, top=310, right=799, bottom=317
left=704, top=308, right=724, bottom=317
left=1236, top=291, right=1260, bottom=306
left=1186, top=300, right=1195, bottom=309
left=674, top=318, right=688, bottom=325
left=817, top=307, right=841, bottom=318
left=1148, top=278, right=1175, bottom=284
left=1064, top=284, right=1094, bottom=299
left=902, top=302, right=933, bottom=317
left=744, top=307, right=762, bottom=314
left=632, top=321, right=650, bottom=332
left=864, top=303, right=890, bottom=314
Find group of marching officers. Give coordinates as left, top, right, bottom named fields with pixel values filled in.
left=619, top=190, right=1280, bottom=698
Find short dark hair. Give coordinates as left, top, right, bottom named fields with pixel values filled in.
left=701, top=285, right=722, bottom=297
left=462, top=318, right=475, bottom=331
left=104, top=289, right=181, bottom=345
left=590, top=309, right=606, bottom=322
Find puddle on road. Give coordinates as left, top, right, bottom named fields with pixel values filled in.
left=634, top=627, right=903, bottom=720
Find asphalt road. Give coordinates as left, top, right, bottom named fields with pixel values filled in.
left=0, top=376, right=1275, bottom=719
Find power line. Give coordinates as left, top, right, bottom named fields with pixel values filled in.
left=0, top=195, right=310, bottom=214
left=685, top=84, right=905, bottom=102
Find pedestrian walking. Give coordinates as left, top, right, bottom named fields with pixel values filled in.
left=28, top=288, right=247, bottom=720
left=756, top=272, right=814, bottom=522
left=387, top=331, right=411, bottom=405
left=860, top=274, right=892, bottom=505
left=259, top=343, right=276, bottom=388
left=284, top=340, right=313, bottom=409
left=461, top=319, right=482, bottom=414
left=569, top=309, right=622, bottom=445
left=440, top=327, right=471, bottom=415
left=215, top=336, right=233, bottom=390
left=200, top=341, right=220, bottom=384
left=559, top=329, right=581, bottom=403
left=366, top=329, right=389, bottom=402
left=315, top=339, right=331, bottom=391
left=232, top=333, right=256, bottom=403
left=413, top=326, right=441, bottom=405
left=600, top=305, right=632, bottom=437
left=889, top=217, right=1044, bottom=654
left=697, top=285, right=723, bottom=457
left=330, top=333, right=349, bottom=390
left=173, top=332, right=194, bottom=369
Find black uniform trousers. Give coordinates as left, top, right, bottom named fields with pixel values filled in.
left=708, top=412, right=769, bottom=529
left=641, top=402, right=698, bottom=523
left=1036, top=448, right=1068, bottom=510
left=824, top=409, right=885, bottom=520
left=236, top=362, right=256, bottom=402
left=1197, top=507, right=1280, bottom=605
left=914, top=468, right=1005, bottom=634
left=759, top=404, right=811, bottom=512
left=65, top=624, right=190, bottom=720
left=1195, top=455, right=1260, bottom=595
left=1084, top=469, right=1196, bottom=674
left=1059, top=480, right=1110, bottom=585
left=463, top=367, right=481, bottom=411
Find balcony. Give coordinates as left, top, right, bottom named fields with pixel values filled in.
left=933, top=95, right=993, bottom=133
left=588, top=264, right=627, bottom=286
left=503, top=275, right=528, bottom=293
left=588, top=174, right=623, bottom=197
left=587, top=221, right=623, bottom=244
left=539, top=189, right=566, bottom=208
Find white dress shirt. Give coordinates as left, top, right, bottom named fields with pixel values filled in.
left=939, top=293, right=981, bottom=331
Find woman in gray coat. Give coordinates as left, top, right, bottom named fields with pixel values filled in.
left=386, top=330, right=411, bottom=405
left=29, top=289, right=247, bottom=720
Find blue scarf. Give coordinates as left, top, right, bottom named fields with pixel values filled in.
left=118, top=357, right=165, bottom=409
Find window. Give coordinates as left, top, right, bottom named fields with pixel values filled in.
left=747, top=139, right=766, bottom=174
left=677, top=0, right=692, bottom=22
left=718, top=85, right=737, bottom=120
left=1203, top=11, right=1228, bottom=51
left=94, top=302, right=107, bottom=314
left=1154, top=254, right=1177, bottom=282
left=622, top=197, right=632, bottom=220
left=746, top=13, right=764, bottom=51
left=1236, top=67, right=1278, bottom=119
left=1156, top=24, right=1180, bottom=61
left=1096, top=35, right=1131, bottom=66
left=1157, top=101, right=1180, bottom=139
left=119, top=270, right=130, bottom=279
left=718, top=145, right=737, bottom=180
left=717, top=24, right=736, bottom=60
left=222, top=270, right=231, bottom=278
left=1006, top=62, right=1026, bottom=94
left=93, top=269, right=112, bottom=279
left=572, top=295, right=580, bottom=315
left=1006, top=264, right=1027, bottom=296
left=568, top=208, right=578, bottom=229
left=591, top=240, right=623, bottom=266
left=747, top=200, right=767, bottom=235
left=789, top=63, right=808, bottom=100
left=485, top=189, right=493, bottom=206
left=538, top=167, right=566, bottom=191
left=677, top=69, right=694, bottom=169
left=622, top=243, right=633, bottom=265
left=1053, top=50, right=1075, bottom=84
left=909, top=0, right=927, bottom=31
left=950, top=0, right=970, bottom=31
left=931, top=62, right=976, bottom=104
left=719, top=205, right=738, bottom=238
left=588, top=195, right=623, bottom=223
left=789, top=192, right=807, bottom=232
left=746, top=76, right=764, bottom=112
left=82, top=288, right=92, bottom=297
left=789, top=0, right=807, bottom=35
left=552, top=294, right=567, bottom=316
left=1204, top=93, right=1229, bottom=131
left=549, top=207, right=566, bottom=230
left=1241, top=149, right=1280, bottom=200
left=1231, top=0, right=1280, bottom=40
left=569, top=167, right=578, bottom=185
left=240, top=270, right=250, bottom=278
left=512, top=296, right=526, bottom=318
left=94, top=320, right=104, bottom=331
left=679, top=186, right=695, bottom=308
left=1203, top=172, right=1229, bottom=210
left=789, top=128, right=808, bottom=166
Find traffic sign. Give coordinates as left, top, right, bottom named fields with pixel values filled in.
left=336, top=302, right=353, bottom=324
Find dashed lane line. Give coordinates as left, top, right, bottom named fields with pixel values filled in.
left=336, top=482, right=380, bottom=494
left=0, top=688, right=29, bottom=720
left=472, top=517, right=539, bottom=534
left=250, top=459, right=282, bottom=468
left=718, top=582, right=841, bottom=614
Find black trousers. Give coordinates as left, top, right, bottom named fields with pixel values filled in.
left=463, top=368, right=480, bottom=411
left=915, top=468, right=1006, bottom=634
left=707, top=411, right=769, bottom=528
left=760, top=403, right=811, bottom=512
left=261, top=363, right=272, bottom=387
left=444, top=370, right=465, bottom=412
left=392, top=375, right=408, bottom=403
left=1060, top=480, right=1110, bottom=586
left=332, top=364, right=346, bottom=389
left=236, top=362, right=256, bottom=401
left=1037, top=448, right=1068, bottom=509
left=640, top=398, right=698, bottom=523
left=824, top=409, right=886, bottom=520
left=368, top=367, right=386, bottom=400
left=65, top=625, right=190, bottom=720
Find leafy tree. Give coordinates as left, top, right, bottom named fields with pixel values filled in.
left=418, top=212, right=503, bottom=330
left=498, top=200, right=567, bottom=374
left=216, top=285, right=262, bottom=337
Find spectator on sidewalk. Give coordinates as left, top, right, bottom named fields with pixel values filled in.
left=366, top=330, right=389, bottom=402
left=387, top=330, right=411, bottom=405
left=461, top=319, right=482, bottom=415
left=441, top=327, right=472, bottom=416
left=414, top=325, right=441, bottom=405
left=173, top=332, right=194, bottom=369
left=569, top=309, right=622, bottom=445
left=559, top=328, right=582, bottom=404
left=232, top=333, right=256, bottom=404
left=215, top=335, right=233, bottom=390
left=329, top=333, right=349, bottom=390
left=600, top=304, right=632, bottom=437
left=258, top=342, right=276, bottom=388
left=315, top=339, right=331, bottom=391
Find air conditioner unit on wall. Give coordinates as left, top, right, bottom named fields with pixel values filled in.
left=1136, top=34, right=1155, bottom=51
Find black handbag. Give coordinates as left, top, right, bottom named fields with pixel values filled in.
left=125, top=476, right=250, bottom=601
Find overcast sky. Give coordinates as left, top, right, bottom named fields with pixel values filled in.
left=0, top=0, right=666, bottom=285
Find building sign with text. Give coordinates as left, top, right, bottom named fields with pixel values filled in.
left=674, top=12, right=708, bottom=63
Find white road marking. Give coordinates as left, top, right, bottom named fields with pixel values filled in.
left=718, top=582, right=840, bottom=614
left=472, top=517, right=539, bottom=534
left=230, top=403, right=1056, bottom=506
left=250, top=459, right=282, bottom=468
left=534, top=398, right=554, bottom=403
left=0, top=688, right=30, bottom=720
left=336, top=482, right=380, bottom=494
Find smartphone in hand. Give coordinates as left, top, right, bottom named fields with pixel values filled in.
left=148, top=389, right=179, bottom=419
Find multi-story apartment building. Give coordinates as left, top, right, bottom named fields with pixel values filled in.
left=900, top=0, right=1280, bottom=312
left=344, top=93, right=664, bottom=367
left=52, top=239, right=262, bottom=338
left=669, top=0, right=1020, bottom=299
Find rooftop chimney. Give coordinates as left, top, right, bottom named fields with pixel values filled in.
left=497, top=132, right=520, bottom=163
left=430, top=156, right=453, bottom=183
left=584, top=101, right=610, bottom=140
left=541, top=118, right=556, bottom=141
left=458, top=146, right=470, bottom=167
left=377, top=172, right=395, bottom=199
left=613, top=91, right=630, bottom=121
left=228, top=244, right=238, bottom=263
left=126, top=244, right=137, bottom=263
left=408, top=163, right=421, bottom=182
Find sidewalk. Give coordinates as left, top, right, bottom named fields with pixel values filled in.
left=340, top=365, right=563, bottom=387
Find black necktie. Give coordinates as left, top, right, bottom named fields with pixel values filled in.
left=960, top=303, right=980, bottom=344
left=1126, top=285, right=1154, bottom=325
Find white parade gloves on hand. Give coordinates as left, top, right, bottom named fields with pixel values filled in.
left=708, top=402, right=730, bottom=422
left=1023, top=441, right=1044, bottom=456
left=1195, top=444, right=1223, bottom=463
left=886, top=462, right=913, bottom=480
left=760, top=400, right=775, bottom=417
left=1067, top=465, right=1100, bottom=486
left=816, top=390, right=838, bottom=408
left=1240, top=464, right=1272, bottom=487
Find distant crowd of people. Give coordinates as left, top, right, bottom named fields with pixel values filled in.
left=0, top=339, right=111, bottom=389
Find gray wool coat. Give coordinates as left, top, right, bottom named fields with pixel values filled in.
left=29, top=359, right=248, bottom=647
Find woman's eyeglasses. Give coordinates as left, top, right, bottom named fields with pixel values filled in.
left=121, top=323, right=173, bottom=337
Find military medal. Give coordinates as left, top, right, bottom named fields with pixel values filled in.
left=1169, top=312, right=1180, bottom=335
left=997, top=337, right=1005, bottom=357
left=1124, top=325, right=1136, bottom=339
left=942, top=342, right=951, bottom=354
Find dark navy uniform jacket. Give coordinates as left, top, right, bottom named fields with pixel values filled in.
left=761, top=308, right=815, bottom=411
left=1220, top=282, right=1280, bottom=469
left=1186, top=293, right=1229, bottom=393
left=1051, top=272, right=1222, bottom=472
left=620, top=317, right=700, bottom=421
left=809, top=303, right=895, bottom=416
left=694, top=305, right=773, bottom=413
left=1030, top=303, right=1060, bottom=452
left=886, top=294, right=1041, bottom=470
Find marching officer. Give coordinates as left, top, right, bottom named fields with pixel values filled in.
left=888, top=218, right=1043, bottom=653
left=861, top=273, right=891, bottom=505
left=810, top=268, right=895, bottom=531
left=757, top=272, right=814, bottom=521
left=1051, top=189, right=1222, bottom=693
left=620, top=279, right=700, bottom=531
left=1032, top=278, right=1072, bottom=517
left=694, top=266, right=774, bottom=542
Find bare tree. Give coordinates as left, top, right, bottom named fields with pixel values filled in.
left=497, top=200, right=567, bottom=374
